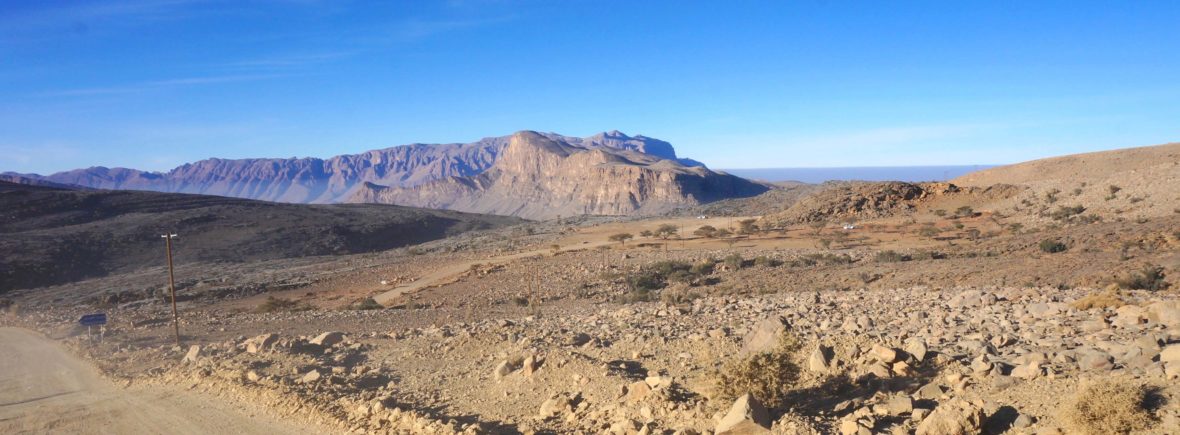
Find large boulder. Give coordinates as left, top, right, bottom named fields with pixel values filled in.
left=716, top=393, right=772, bottom=435
left=1147, top=301, right=1180, bottom=328
left=915, top=398, right=985, bottom=435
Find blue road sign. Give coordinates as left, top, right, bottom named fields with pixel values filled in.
left=79, top=313, right=107, bottom=326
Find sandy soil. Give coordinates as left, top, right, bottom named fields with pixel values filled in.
left=0, top=327, right=323, bottom=435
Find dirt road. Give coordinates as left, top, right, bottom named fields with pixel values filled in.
left=0, top=327, right=321, bottom=435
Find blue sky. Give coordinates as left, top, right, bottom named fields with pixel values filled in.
left=2, top=0, right=1179, bottom=174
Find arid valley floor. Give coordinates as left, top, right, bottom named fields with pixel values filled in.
left=3, top=144, right=1180, bottom=435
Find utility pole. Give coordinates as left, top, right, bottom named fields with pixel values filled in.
left=162, top=233, right=180, bottom=346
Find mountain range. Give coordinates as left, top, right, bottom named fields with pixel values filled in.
left=8, top=131, right=765, bottom=220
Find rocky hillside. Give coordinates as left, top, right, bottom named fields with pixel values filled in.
left=8, top=131, right=705, bottom=206
left=348, top=132, right=768, bottom=220
left=0, top=181, right=520, bottom=292
left=759, top=181, right=1022, bottom=225
left=953, top=142, right=1180, bottom=221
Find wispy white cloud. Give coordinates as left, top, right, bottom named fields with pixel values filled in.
left=42, top=73, right=293, bottom=97
left=395, top=15, right=518, bottom=40
left=0, top=0, right=202, bottom=40
left=220, top=51, right=355, bottom=69
left=0, top=143, right=81, bottom=170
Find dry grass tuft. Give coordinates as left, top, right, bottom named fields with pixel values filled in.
left=1070, top=287, right=1126, bottom=310
left=1060, top=380, right=1156, bottom=435
left=713, top=333, right=802, bottom=410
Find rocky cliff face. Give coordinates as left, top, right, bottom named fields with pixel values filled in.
left=18, top=130, right=764, bottom=219
left=348, top=131, right=768, bottom=219
left=31, top=138, right=506, bottom=203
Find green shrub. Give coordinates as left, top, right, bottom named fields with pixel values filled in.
left=1040, top=239, right=1069, bottom=253
left=875, top=250, right=908, bottom=262
left=1051, top=205, right=1086, bottom=221
left=626, top=270, right=666, bottom=293
left=723, top=253, right=745, bottom=270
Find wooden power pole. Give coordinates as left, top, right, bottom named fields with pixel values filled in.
left=162, top=233, right=180, bottom=346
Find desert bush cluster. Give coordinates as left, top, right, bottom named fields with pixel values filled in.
left=712, top=333, right=802, bottom=410
left=1060, top=380, right=1157, bottom=435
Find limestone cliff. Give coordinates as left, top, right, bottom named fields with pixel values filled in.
left=348, top=131, right=768, bottom=219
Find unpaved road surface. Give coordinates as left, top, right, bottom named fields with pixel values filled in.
left=0, top=327, right=319, bottom=435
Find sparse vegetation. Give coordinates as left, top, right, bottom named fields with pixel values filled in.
left=788, top=253, right=853, bottom=267
left=713, top=333, right=802, bottom=410
left=1070, top=287, right=1126, bottom=310
left=1114, top=264, right=1168, bottom=291
left=1039, top=239, right=1068, bottom=253
left=346, top=297, right=384, bottom=310
left=723, top=253, right=744, bottom=270
left=608, top=232, right=634, bottom=246
left=693, top=225, right=718, bottom=238
left=255, top=296, right=314, bottom=313
left=910, top=250, right=945, bottom=261
left=1050, top=205, right=1086, bottom=221
left=1060, top=380, right=1156, bottom=435
left=875, top=250, right=908, bottom=262
left=654, top=224, right=679, bottom=239
left=737, top=219, right=758, bottom=235
left=1045, top=188, right=1061, bottom=203
left=917, top=226, right=942, bottom=238
left=752, top=256, right=781, bottom=268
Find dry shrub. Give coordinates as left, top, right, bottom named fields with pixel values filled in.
left=346, top=297, right=384, bottom=310
left=713, top=333, right=802, bottom=410
left=1070, top=287, right=1126, bottom=310
left=1060, top=380, right=1156, bottom=435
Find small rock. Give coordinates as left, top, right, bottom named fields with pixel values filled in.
left=872, top=345, right=900, bottom=363
left=905, top=340, right=929, bottom=362
left=493, top=360, right=513, bottom=381
left=1013, top=414, right=1035, bottom=428
left=626, top=380, right=652, bottom=403
left=808, top=346, right=832, bottom=373
left=887, top=396, right=913, bottom=416
left=183, top=345, right=201, bottom=363
left=246, top=333, right=278, bottom=353
left=310, top=331, right=345, bottom=347
left=740, top=317, right=790, bottom=356
left=1011, top=362, right=1042, bottom=380
left=301, top=369, right=321, bottom=383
